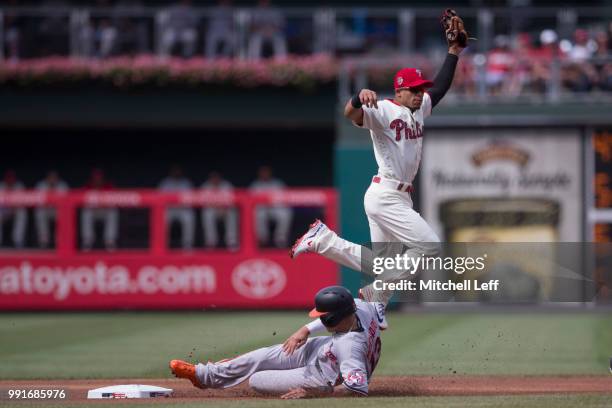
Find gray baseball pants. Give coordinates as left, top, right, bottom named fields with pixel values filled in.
left=195, top=336, right=333, bottom=395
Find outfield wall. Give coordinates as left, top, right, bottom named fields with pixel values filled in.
left=0, top=189, right=339, bottom=310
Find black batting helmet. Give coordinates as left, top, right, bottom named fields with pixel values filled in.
left=308, top=286, right=356, bottom=327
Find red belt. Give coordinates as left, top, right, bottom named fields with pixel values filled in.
left=372, top=176, right=414, bottom=193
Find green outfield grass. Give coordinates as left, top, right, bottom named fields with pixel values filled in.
left=12, top=394, right=612, bottom=408
left=1, top=311, right=611, bottom=408
left=1, top=311, right=610, bottom=379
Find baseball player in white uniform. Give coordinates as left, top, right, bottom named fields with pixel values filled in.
left=290, top=16, right=467, bottom=304
left=250, top=165, right=293, bottom=248
left=0, top=170, right=27, bottom=249
left=159, top=165, right=195, bottom=250
left=170, top=286, right=387, bottom=398
left=201, top=171, right=238, bottom=249
left=35, top=171, right=69, bottom=248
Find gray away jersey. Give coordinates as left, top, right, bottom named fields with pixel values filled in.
left=313, top=299, right=386, bottom=395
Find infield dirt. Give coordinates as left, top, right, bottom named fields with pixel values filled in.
left=2, top=375, right=611, bottom=402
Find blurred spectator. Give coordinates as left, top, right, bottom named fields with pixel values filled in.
left=506, top=32, right=535, bottom=96
left=599, top=63, right=612, bottom=92
left=560, top=30, right=599, bottom=93
left=366, top=18, right=397, bottom=54
left=450, top=52, right=476, bottom=97
left=95, top=19, right=118, bottom=58
left=536, top=29, right=560, bottom=59
left=205, top=0, right=235, bottom=59
left=335, top=9, right=367, bottom=54
left=160, top=0, right=198, bottom=58
left=4, top=0, right=22, bottom=61
left=201, top=171, right=238, bottom=249
left=0, top=170, right=27, bottom=249
left=81, top=169, right=118, bottom=251
left=247, top=0, right=287, bottom=60
left=82, top=0, right=148, bottom=58
left=530, top=30, right=560, bottom=93
left=79, top=0, right=148, bottom=58
left=594, top=30, right=610, bottom=58
left=86, top=0, right=119, bottom=58
left=568, top=29, right=596, bottom=62
left=35, top=171, right=68, bottom=248
left=250, top=165, right=292, bottom=248
left=562, top=62, right=596, bottom=92
left=486, top=35, right=514, bottom=95
left=38, top=0, right=70, bottom=57
left=111, top=0, right=149, bottom=55
left=593, top=29, right=612, bottom=91
left=159, top=165, right=195, bottom=250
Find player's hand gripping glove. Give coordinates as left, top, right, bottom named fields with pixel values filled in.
left=440, top=9, right=469, bottom=49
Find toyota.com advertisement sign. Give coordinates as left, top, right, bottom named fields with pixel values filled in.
left=0, top=255, right=338, bottom=310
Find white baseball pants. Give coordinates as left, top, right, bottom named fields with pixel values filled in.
left=314, top=181, right=440, bottom=302
left=160, top=28, right=197, bottom=57
left=255, top=206, right=293, bottom=248
left=202, top=207, right=238, bottom=248
left=0, top=207, right=27, bottom=248
left=195, top=337, right=333, bottom=395
left=248, top=33, right=288, bottom=61
left=35, top=207, right=56, bottom=248
left=166, top=207, right=195, bottom=249
left=80, top=207, right=118, bottom=249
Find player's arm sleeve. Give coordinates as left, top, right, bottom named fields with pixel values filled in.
left=353, top=105, right=385, bottom=131
left=305, top=319, right=326, bottom=334
left=338, top=344, right=370, bottom=396
left=427, top=53, right=459, bottom=108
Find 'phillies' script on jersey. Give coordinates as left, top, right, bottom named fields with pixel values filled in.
left=355, top=94, right=432, bottom=184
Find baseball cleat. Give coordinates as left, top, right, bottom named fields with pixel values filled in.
left=290, top=219, right=327, bottom=259
left=169, top=359, right=204, bottom=389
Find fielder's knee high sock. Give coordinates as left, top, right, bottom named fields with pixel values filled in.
left=359, top=284, right=394, bottom=305
left=315, top=228, right=367, bottom=273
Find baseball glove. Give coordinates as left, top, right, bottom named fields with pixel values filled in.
left=440, top=9, right=469, bottom=48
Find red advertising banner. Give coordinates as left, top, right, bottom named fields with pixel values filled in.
left=0, top=189, right=339, bottom=310
left=0, top=254, right=337, bottom=310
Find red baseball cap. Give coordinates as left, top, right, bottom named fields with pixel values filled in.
left=394, top=68, right=434, bottom=90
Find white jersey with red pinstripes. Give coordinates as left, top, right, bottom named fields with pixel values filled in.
left=354, top=93, right=432, bottom=184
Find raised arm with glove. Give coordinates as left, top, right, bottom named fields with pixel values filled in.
left=428, top=9, right=470, bottom=107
